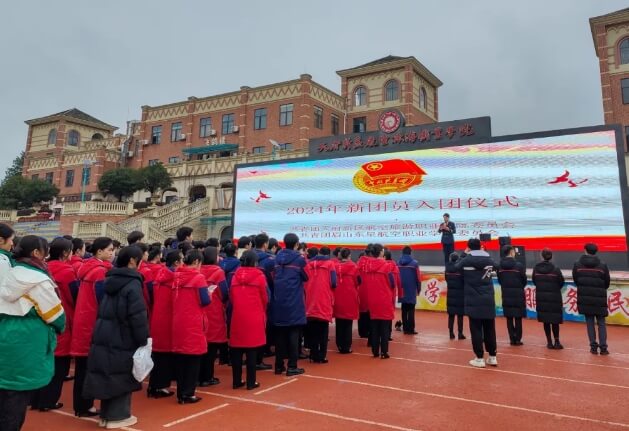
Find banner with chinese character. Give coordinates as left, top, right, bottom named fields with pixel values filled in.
left=415, top=273, right=629, bottom=326
left=234, top=130, right=627, bottom=253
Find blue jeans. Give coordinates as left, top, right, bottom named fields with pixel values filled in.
left=585, top=315, right=607, bottom=350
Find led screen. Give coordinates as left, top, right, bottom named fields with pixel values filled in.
left=233, top=130, right=627, bottom=252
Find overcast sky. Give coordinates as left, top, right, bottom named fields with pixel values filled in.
left=0, top=0, right=625, bottom=177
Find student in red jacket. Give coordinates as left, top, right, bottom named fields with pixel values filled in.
left=362, top=244, right=396, bottom=359
left=357, top=246, right=372, bottom=340
left=171, top=250, right=211, bottom=404
left=70, top=236, right=114, bottom=417
left=70, top=237, right=85, bottom=274
left=384, top=249, right=400, bottom=339
left=199, top=246, right=228, bottom=387
left=32, top=237, right=79, bottom=411
left=229, top=250, right=269, bottom=390
left=334, top=248, right=360, bottom=354
left=138, top=244, right=163, bottom=319
left=147, top=250, right=182, bottom=399
left=305, top=247, right=337, bottom=363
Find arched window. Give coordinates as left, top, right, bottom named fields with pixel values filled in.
left=419, top=87, right=427, bottom=110
left=91, top=133, right=104, bottom=140
left=620, top=38, right=629, bottom=65
left=47, top=129, right=57, bottom=145
left=384, top=80, right=399, bottom=101
left=354, top=86, right=367, bottom=106
left=67, top=130, right=80, bottom=146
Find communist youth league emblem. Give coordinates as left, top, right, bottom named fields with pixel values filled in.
left=353, top=159, right=427, bottom=195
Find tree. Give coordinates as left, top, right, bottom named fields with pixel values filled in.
left=137, top=163, right=173, bottom=196
left=0, top=176, right=59, bottom=209
left=98, top=168, right=142, bottom=201
left=1, top=151, right=24, bottom=185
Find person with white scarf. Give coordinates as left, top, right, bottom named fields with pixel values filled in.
left=0, top=233, right=66, bottom=431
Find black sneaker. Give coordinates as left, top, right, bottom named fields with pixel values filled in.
left=449, top=333, right=456, bottom=340
left=457, top=333, right=466, bottom=340
left=590, top=347, right=599, bottom=355
left=546, top=342, right=555, bottom=350
left=600, top=348, right=610, bottom=356
left=286, top=367, right=305, bottom=377
left=177, top=396, right=202, bottom=404
left=246, top=382, right=260, bottom=390
left=554, top=340, right=564, bottom=350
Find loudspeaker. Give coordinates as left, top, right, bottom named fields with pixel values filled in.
left=513, top=245, right=526, bottom=267
left=479, top=233, right=491, bottom=242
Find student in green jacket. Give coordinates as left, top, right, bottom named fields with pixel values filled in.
left=0, top=235, right=65, bottom=431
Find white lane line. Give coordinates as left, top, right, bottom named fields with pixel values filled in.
left=196, top=389, right=421, bottom=431
left=350, top=352, right=629, bottom=390
left=349, top=336, right=629, bottom=369
left=51, top=409, right=142, bottom=431
left=301, top=374, right=629, bottom=429
left=254, top=378, right=297, bottom=395
left=162, top=403, right=229, bottom=428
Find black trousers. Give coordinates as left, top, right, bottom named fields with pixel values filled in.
left=401, top=303, right=416, bottom=333
left=335, top=319, right=353, bottom=353
left=307, top=319, right=329, bottom=362
left=32, top=356, right=71, bottom=409
left=74, top=356, right=94, bottom=414
left=174, top=354, right=201, bottom=399
left=506, top=317, right=523, bottom=343
left=442, top=243, right=455, bottom=266
left=219, top=343, right=230, bottom=364
left=448, top=313, right=464, bottom=335
left=149, top=352, right=174, bottom=391
left=469, top=318, right=497, bottom=358
left=100, top=392, right=131, bottom=422
left=275, top=325, right=300, bottom=369
left=199, top=343, right=224, bottom=382
left=543, top=323, right=560, bottom=343
left=370, top=319, right=391, bottom=356
left=231, top=347, right=257, bottom=387
left=0, top=389, right=32, bottom=431
left=358, top=311, right=371, bottom=338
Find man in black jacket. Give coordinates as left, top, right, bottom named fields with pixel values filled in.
left=438, top=213, right=456, bottom=266
left=456, top=238, right=497, bottom=368
left=497, top=245, right=527, bottom=346
left=572, top=243, right=611, bottom=355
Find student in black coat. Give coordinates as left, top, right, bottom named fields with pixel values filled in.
left=445, top=253, right=465, bottom=340
left=532, top=248, right=565, bottom=350
left=84, top=246, right=149, bottom=429
left=572, top=243, right=611, bottom=355
left=497, top=245, right=527, bottom=346
left=455, top=239, right=497, bottom=368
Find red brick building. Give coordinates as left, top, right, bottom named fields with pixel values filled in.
left=23, top=109, right=125, bottom=201
left=590, top=8, right=629, bottom=149
left=21, top=56, right=442, bottom=201
left=129, top=55, right=441, bottom=168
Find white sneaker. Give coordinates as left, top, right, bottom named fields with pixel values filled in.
left=98, top=419, right=107, bottom=428
left=487, top=356, right=498, bottom=366
left=106, top=416, right=137, bottom=429
left=469, top=357, right=486, bottom=368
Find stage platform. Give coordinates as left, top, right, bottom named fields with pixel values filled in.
left=415, top=266, right=629, bottom=326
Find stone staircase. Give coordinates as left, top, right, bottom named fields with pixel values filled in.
left=73, top=196, right=216, bottom=243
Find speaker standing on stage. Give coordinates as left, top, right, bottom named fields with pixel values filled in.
left=438, top=213, right=456, bottom=266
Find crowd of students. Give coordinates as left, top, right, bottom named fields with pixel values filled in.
left=445, top=239, right=612, bottom=369
left=0, top=221, right=614, bottom=430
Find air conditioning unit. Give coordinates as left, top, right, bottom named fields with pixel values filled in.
left=180, top=134, right=187, bottom=141
left=140, top=139, right=149, bottom=146
left=232, top=126, right=239, bottom=133
left=204, top=139, right=211, bottom=145
left=127, top=151, right=134, bottom=157
left=209, top=129, right=217, bottom=136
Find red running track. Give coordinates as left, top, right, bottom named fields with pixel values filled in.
left=22, top=310, right=629, bottom=431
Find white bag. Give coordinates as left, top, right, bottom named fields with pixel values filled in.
left=132, top=337, right=154, bottom=382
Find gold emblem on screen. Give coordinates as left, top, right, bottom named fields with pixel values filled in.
left=353, top=159, right=427, bottom=195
